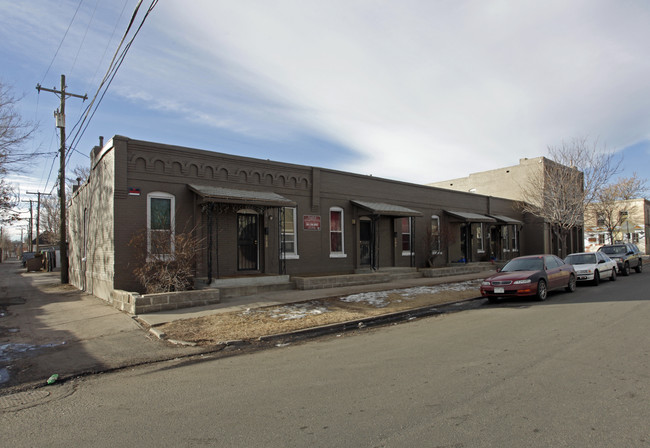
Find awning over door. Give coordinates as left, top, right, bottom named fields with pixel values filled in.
left=445, top=210, right=497, bottom=223
left=188, top=184, right=296, bottom=207
left=352, top=200, right=423, bottom=217
left=489, top=214, right=523, bottom=225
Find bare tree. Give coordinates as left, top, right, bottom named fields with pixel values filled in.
left=0, top=180, right=20, bottom=224
left=0, top=81, right=37, bottom=221
left=129, top=227, right=204, bottom=294
left=38, top=195, right=60, bottom=244
left=588, top=173, right=648, bottom=244
left=518, top=137, right=620, bottom=257
left=68, top=165, right=90, bottom=187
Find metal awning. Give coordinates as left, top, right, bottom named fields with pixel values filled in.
left=188, top=184, right=296, bottom=207
left=352, top=200, right=423, bottom=217
left=445, top=210, right=497, bottom=223
left=489, top=214, right=523, bottom=225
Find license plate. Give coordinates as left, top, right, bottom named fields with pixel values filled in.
left=494, top=287, right=505, bottom=294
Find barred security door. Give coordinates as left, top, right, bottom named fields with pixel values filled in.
left=237, top=213, right=259, bottom=271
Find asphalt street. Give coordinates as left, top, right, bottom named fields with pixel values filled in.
left=1, top=270, right=648, bottom=447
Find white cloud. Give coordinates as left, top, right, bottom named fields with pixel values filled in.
left=155, top=0, right=650, bottom=182
left=3, top=0, right=650, bottom=190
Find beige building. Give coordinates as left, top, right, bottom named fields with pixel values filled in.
left=428, top=157, right=584, bottom=256
left=429, top=157, right=548, bottom=201
left=584, top=198, right=649, bottom=254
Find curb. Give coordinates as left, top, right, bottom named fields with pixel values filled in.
left=147, top=296, right=485, bottom=347
left=258, top=296, right=485, bottom=343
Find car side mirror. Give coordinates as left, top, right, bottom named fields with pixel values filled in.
left=598, top=259, right=605, bottom=264
left=627, top=251, right=634, bottom=255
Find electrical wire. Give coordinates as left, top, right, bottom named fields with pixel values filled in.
left=66, top=0, right=159, bottom=157
left=70, top=0, right=100, bottom=76
left=89, top=0, right=131, bottom=89
left=41, top=0, right=85, bottom=84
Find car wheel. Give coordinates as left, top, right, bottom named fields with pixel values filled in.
left=592, top=271, right=600, bottom=286
left=536, top=279, right=548, bottom=301
left=565, top=274, right=577, bottom=292
left=610, top=268, right=617, bottom=281
left=623, top=262, right=630, bottom=276
left=635, top=260, right=642, bottom=273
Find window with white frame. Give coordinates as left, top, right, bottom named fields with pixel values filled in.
left=476, top=223, right=484, bottom=252
left=401, top=217, right=412, bottom=255
left=281, top=207, right=298, bottom=259
left=329, top=207, right=346, bottom=257
left=431, top=215, right=441, bottom=253
left=147, top=192, right=175, bottom=258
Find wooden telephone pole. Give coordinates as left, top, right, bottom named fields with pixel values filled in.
left=36, top=75, right=87, bottom=283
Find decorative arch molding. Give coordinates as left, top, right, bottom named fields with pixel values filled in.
left=127, top=152, right=311, bottom=189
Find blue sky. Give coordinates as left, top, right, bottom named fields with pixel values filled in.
left=2, top=1, right=650, bottom=237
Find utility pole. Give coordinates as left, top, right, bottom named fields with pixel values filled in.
left=36, top=75, right=87, bottom=283
left=26, top=191, right=51, bottom=253
left=21, top=200, right=34, bottom=252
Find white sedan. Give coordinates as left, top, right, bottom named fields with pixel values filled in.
left=565, top=252, right=617, bottom=285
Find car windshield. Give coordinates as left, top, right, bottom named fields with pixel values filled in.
left=600, top=246, right=626, bottom=255
left=501, top=258, right=544, bottom=272
left=566, top=254, right=596, bottom=265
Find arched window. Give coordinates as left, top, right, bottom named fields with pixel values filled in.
left=329, top=207, right=346, bottom=258
left=147, top=192, right=175, bottom=259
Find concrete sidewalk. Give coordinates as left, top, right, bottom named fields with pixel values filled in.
left=0, top=259, right=492, bottom=393
left=0, top=261, right=208, bottom=392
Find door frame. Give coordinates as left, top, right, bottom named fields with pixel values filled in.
left=237, top=210, right=260, bottom=271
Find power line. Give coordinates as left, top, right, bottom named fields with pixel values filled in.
left=70, top=0, right=101, bottom=76
left=41, top=0, right=85, bottom=84
left=66, top=0, right=159, bottom=155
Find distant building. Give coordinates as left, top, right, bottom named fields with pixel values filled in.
left=428, top=157, right=584, bottom=256
left=584, top=198, right=649, bottom=254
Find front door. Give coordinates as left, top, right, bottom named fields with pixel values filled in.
left=237, top=213, right=259, bottom=271
left=359, top=219, right=372, bottom=266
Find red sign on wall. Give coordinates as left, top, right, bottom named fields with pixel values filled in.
left=303, top=215, right=321, bottom=231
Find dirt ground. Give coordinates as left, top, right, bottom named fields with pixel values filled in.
left=158, top=280, right=483, bottom=344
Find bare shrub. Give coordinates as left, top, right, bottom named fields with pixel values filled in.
left=129, top=228, right=203, bottom=294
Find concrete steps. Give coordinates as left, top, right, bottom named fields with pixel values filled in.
left=197, top=264, right=495, bottom=302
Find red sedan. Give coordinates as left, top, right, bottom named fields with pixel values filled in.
left=481, top=254, right=577, bottom=303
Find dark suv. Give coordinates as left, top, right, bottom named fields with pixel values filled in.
left=598, top=243, right=643, bottom=276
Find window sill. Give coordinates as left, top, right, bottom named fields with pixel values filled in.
left=329, top=253, right=347, bottom=259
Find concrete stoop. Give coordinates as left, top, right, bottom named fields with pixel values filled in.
left=421, top=262, right=496, bottom=278
left=207, top=275, right=294, bottom=299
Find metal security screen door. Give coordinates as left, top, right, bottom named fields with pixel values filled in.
left=237, top=213, right=259, bottom=271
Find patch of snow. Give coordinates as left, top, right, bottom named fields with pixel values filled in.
left=340, top=280, right=480, bottom=308
left=266, top=302, right=331, bottom=321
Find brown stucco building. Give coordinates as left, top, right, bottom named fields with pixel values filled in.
left=68, top=136, right=540, bottom=302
